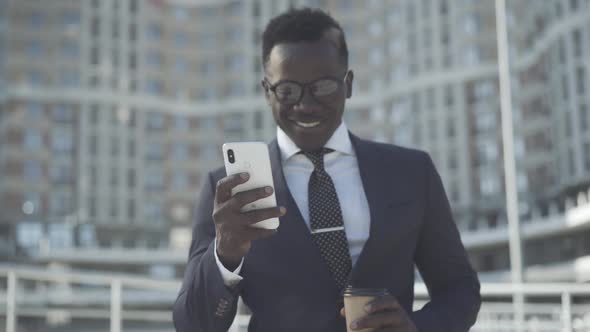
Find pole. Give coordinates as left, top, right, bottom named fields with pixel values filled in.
left=110, top=279, right=122, bottom=332
left=494, top=0, right=525, bottom=330
left=6, top=271, right=17, bottom=332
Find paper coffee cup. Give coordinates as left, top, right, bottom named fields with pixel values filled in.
left=343, top=287, right=388, bottom=332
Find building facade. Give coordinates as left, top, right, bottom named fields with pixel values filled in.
left=1, top=0, right=590, bottom=281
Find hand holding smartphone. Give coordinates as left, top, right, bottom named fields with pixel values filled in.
left=222, top=142, right=280, bottom=230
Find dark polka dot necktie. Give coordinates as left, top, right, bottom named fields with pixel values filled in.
left=304, top=148, right=352, bottom=291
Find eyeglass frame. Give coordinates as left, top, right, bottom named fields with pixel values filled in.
left=262, top=71, right=350, bottom=106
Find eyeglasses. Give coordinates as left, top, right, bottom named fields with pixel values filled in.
left=264, top=72, right=348, bottom=106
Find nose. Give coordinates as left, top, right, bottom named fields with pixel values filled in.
left=293, top=87, right=319, bottom=112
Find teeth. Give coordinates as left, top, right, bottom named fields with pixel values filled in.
left=295, top=121, right=320, bottom=128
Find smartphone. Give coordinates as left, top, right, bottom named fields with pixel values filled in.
left=222, top=142, right=279, bottom=230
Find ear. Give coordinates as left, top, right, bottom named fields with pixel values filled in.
left=261, top=79, right=272, bottom=106
left=345, top=70, right=353, bottom=98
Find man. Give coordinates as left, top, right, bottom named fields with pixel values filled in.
left=174, top=8, right=481, bottom=332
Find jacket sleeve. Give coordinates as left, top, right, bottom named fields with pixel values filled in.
left=411, top=155, right=482, bottom=332
left=173, top=171, right=243, bottom=332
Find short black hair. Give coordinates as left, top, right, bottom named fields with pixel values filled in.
left=261, top=8, right=348, bottom=70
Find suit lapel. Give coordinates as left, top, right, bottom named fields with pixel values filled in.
left=348, top=134, right=409, bottom=288
left=268, top=140, right=338, bottom=290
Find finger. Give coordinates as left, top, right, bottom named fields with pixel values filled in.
left=241, top=206, right=286, bottom=225
left=351, top=310, right=404, bottom=330
left=340, top=307, right=345, bottom=317
left=241, top=226, right=278, bottom=241
left=229, top=186, right=274, bottom=210
left=215, top=173, right=249, bottom=204
left=365, top=295, right=401, bottom=314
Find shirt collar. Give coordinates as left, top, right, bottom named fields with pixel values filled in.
left=276, top=122, right=355, bottom=161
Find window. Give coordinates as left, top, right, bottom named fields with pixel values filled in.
left=27, top=41, right=43, bottom=58
left=62, top=42, right=79, bottom=59
left=463, top=46, right=480, bottom=65
left=88, top=135, right=98, bottom=155
left=146, top=51, right=162, bottom=67
left=17, top=222, right=42, bottom=251
left=172, top=172, right=189, bottom=190
left=27, top=103, right=43, bottom=117
left=51, top=164, right=72, bottom=184
left=174, top=7, right=190, bottom=21
left=49, top=195, right=71, bottom=217
left=200, top=61, right=215, bottom=76
left=577, top=67, right=585, bottom=95
left=110, top=168, right=119, bottom=186
left=129, top=52, right=137, bottom=70
left=227, top=1, right=243, bottom=15
left=60, top=70, right=80, bottom=87
left=129, top=24, right=137, bottom=41
left=369, top=49, right=383, bottom=66
left=128, top=169, right=136, bottom=188
left=340, top=0, right=353, bottom=9
left=368, top=21, right=383, bottom=37
left=228, top=82, right=244, bottom=97
left=128, top=140, right=136, bottom=157
left=172, top=143, right=189, bottom=161
left=30, top=12, right=44, bottom=29
left=128, top=199, right=136, bottom=219
left=78, top=224, right=96, bottom=247
left=227, top=27, right=242, bottom=42
left=445, top=85, right=454, bottom=106
left=174, top=115, right=190, bottom=130
left=111, top=137, right=119, bottom=156
left=110, top=197, right=119, bottom=218
left=52, top=106, right=74, bottom=123
left=22, top=192, right=42, bottom=215
left=62, top=12, right=80, bottom=27
left=201, top=145, right=218, bottom=161
left=88, top=196, right=97, bottom=218
left=27, top=71, right=43, bottom=86
left=144, top=203, right=163, bottom=224
left=24, top=129, right=43, bottom=150
left=146, top=23, right=162, bottom=40
left=174, top=31, right=188, bottom=46
left=199, top=32, right=215, bottom=48
left=145, top=169, right=164, bottom=191
left=201, top=87, right=217, bottom=100
left=200, top=117, right=217, bottom=130
left=175, top=59, right=189, bottom=73
left=463, top=14, right=480, bottom=35
left=389, top=39, right=403, bottom=56
left=145, top=143, right=164, bottom=160
left=573, top=29, right=582, bottom=57
left=91, top=47, right=100, bottom=65
left=480, top=172, right=500, bottom=196
left=474, top=81, right=494, bottom=99
left=146, top=113, right=165, bottom=130
left=91, top=17, right=100, bottom=37
left=129, top=0, right=138, bottom=12
left=227, top=55, right=243, bottom=72
left=146, top=80, right=163, bottom=95
left=24, top=160, right=42, bottom=181
left=52, top=131, right=74, bottom=154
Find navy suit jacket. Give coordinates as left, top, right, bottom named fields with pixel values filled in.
left=173, top=133, right=481, bottom=332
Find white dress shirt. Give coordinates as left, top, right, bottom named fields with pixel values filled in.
left=215, top=122, right=371, bottom=287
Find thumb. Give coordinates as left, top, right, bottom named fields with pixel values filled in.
left=340, top=307, right=346, bottom=317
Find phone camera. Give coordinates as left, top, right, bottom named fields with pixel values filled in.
left=227, top=149, right=235, bottom=164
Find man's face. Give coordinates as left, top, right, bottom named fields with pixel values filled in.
left=263, top=36, right=353, bottom=152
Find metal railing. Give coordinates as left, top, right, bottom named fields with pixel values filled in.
left=0, top=265, right=180, bottom=332
left=2, top=265, right=590, bottom=332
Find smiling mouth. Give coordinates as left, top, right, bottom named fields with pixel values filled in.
left=294, top=121, right=321, bottom=128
